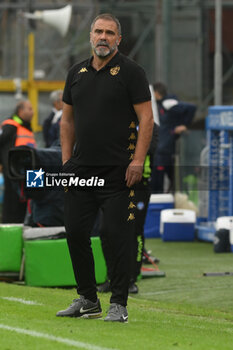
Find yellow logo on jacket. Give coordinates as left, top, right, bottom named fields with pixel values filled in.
left=127, top=213, right=135, bottom=221
left=110, top=66, right=120, bottom=76
left=129, top=121, right=136, bottom=129
left=128, top=202, right=136, bottom=209
left=78, top=67, right=88, bottom=73
left=129, top=133, right=136, bottom=140
left=127, top=143, right=135, bottom=151
left=129, top=153, right=134, bottom=160
left=129, top=190, right=135, bottom=198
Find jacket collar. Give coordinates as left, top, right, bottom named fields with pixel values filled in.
left=87, top=51, right=120, bottom=69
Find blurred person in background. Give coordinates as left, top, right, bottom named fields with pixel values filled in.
left=151, top=82, right=196, bottom=193
left=0, top=100, right=35, bottom=223
left=43, top=90, right=63, bottom=147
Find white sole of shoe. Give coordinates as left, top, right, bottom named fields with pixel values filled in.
left=81, top=312, right=102, bottom=319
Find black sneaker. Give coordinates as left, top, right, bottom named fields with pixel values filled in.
left=104, top=303, right=128, bottom=323
left=97, top=280, right=111, bottom=293
left=128, top=283, right=138, bottom=294
left=56, top=296, right=102, bottom=318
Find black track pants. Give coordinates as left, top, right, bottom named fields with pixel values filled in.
left=64, top=187, right=135, bottom=307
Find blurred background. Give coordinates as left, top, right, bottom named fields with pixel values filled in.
left=2, top=1, right=233, bottom=123
left=0, top=0, right=232, bottom=211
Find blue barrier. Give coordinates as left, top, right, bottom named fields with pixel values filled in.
left=197, top=106, right=233, bottom=241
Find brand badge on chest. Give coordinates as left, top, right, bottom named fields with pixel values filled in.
left=78, top=67, right=88, bottom=74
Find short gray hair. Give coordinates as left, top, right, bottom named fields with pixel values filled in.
left=14, top=100, right=26, bottom=116
left=91, top=13, right=121, bottom=35
left=50, top=90, right=63, bottom=104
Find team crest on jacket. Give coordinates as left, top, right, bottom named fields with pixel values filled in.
left=110, top=66, right=120, bottom=76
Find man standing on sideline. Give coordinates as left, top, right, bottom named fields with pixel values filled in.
left=57, top=13, right=153, bottom=322
left=152, top=82, right=196, bottom=193
left=43, top=90, right=63, bottom=147
left=0, top=100, right=36, bottom=223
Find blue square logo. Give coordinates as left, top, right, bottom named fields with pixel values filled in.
left=26, top=169, right=45, bottom=188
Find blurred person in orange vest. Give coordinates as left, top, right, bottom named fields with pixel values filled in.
left=0, top=100, right=36, bottom=223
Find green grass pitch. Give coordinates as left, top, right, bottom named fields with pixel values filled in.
left=1, top=239, right=233, bottom=350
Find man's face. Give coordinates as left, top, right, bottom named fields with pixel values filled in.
left=19, top=101, right=34, bottom=122
left=90, top=19, right=121, bottom=59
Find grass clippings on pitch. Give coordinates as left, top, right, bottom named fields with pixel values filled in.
left=0, top=239, right=233, bottom=350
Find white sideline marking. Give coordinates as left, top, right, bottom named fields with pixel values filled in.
left=140, top=285, right=231, bottom=296
left=1, top=297, right=42, bottom=305
left=0, top=324, right=118, bottom=350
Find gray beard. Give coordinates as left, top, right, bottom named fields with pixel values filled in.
left=91, top=41, right=118, bottom=59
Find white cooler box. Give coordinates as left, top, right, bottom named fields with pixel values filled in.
left=216, top=216, right=233, bottom=230
left=216, top=217, right=233, bottom=253
left=160, top=209, right=196, bottom=241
